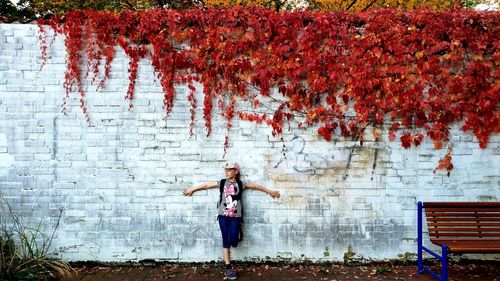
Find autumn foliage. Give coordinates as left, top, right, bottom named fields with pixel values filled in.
left=310, top=0, right=491, bottom=11
left=38, top=6, right=499, bottom=167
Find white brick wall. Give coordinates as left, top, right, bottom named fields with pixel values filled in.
left=0, top=23, right=499, bottom=262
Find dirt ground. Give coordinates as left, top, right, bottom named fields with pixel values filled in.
left=63, top=261, right=500, bottom=281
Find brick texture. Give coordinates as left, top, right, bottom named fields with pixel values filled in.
left=0, top=23, right=499, bottom=262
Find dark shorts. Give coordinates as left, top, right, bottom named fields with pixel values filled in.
left=218, top=215, right=241, bottom=248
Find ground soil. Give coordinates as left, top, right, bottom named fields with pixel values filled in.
left=63, top=261, right=500, bottom=281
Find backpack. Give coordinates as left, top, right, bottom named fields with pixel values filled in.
left=218, top=179, right=244, bottom=241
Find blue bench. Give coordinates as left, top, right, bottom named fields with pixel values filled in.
left=417, top=201, right=500, bottom=281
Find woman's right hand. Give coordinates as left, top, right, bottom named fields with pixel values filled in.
left=182, top=188, right=194, bottom=196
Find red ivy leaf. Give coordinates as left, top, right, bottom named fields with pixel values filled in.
left=400, top=133, right=413, bottom=149
left=388, top=132, right=396, bottom=140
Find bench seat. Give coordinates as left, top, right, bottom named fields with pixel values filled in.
left=417, top=201, right=500, bottom=281
left=430, top=239, right=500, bottom=252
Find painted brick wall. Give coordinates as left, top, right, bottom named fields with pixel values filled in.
left=0, top=23, right=498, bottom=262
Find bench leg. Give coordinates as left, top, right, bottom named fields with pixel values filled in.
left=417, top=201, right=424, bottom=274
left=417, top=201, right=447, bottom=281
left=440, top=245, right=448, bottom=281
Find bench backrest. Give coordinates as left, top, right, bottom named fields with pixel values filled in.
left=423, top=202, right=500, bottom=240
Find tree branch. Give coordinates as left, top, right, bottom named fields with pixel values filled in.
left=347, top=0, right=359, bottom=10
left=362, top=0, right=378, bottom=12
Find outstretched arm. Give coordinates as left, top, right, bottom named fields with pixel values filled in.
left=182, top=182, right=218, bottom=196
left=245, top=182, right=280, bottom=199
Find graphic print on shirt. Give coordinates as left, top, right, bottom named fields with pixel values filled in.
left=223, top=183, right=238, bottom=217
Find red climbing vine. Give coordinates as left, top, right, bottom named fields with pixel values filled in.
left=38, top=6, right=499, bottom=170
left=434, top=147, right=454, bottom=176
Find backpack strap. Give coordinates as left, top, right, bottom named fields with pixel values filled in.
left=237, top=179, right=244, bottom=241
left=218, top=178, right=226, bottom=208
left=236, top=179, right=244, bottom=224
left=233, top=179, right=244, bottom=201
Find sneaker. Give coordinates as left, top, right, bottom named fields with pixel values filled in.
left=224, top=267, right=237, bottom=280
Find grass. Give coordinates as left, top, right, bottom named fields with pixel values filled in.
left=0, top=194, right=75, bottom=281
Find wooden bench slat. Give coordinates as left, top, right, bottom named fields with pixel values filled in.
left=430, top=238, right=500, bottom=241
left=429, top=233, right=500, bottom=237
left=428, top=222, right=500, bottom=227
left=425, top=217, right=500, bottom=222
left=450, top=248, right=500, bottom=252
left=423, top=202, right=500, bottom=208
left=429, top=239, right=500, bottom=252
left=425, top=207, right=500, bottom=212
left=424, top=212, right=500, bottom=217
left=428, top=227, right=500, bottom=232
